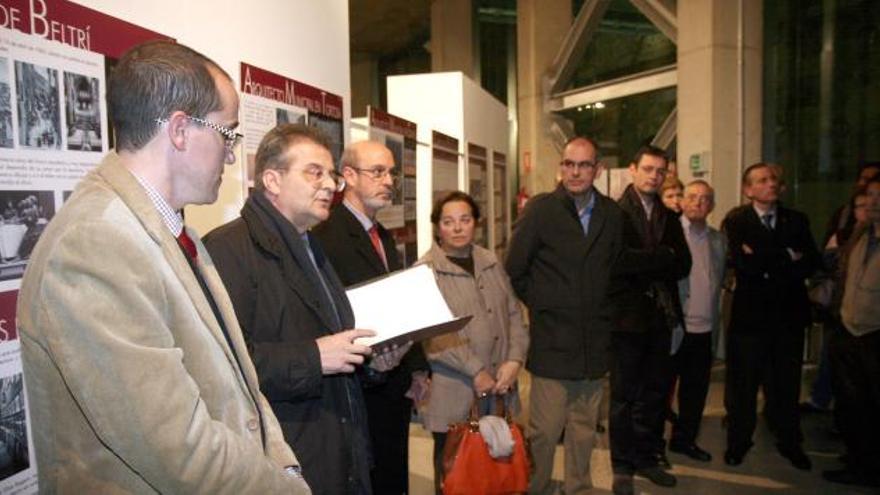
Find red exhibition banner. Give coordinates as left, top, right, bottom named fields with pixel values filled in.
left=240, top=62, right=343, bottom=119
left=0, top=0, right=171, bottom=58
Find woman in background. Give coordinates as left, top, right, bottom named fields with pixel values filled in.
left=661, top=177, right=684, bottom=214
left=417, top=191, right=529, bottom=493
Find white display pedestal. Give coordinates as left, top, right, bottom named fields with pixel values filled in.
left=387, top=72, right=510, bottom=257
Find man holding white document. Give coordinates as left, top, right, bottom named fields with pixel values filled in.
left=204, top=124, right=405, bottom=495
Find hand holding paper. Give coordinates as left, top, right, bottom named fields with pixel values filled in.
left=346, top=265, right=472, bottom=348
left=369, top=341, right=413, bottom=372
left=317, top=329, right=374, bottom=374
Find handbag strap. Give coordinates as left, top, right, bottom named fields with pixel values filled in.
left=470, top=392, right=513, bottom=422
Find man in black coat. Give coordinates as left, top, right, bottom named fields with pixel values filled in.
left=721, top=162, right=820, bottom=470
left=506, top=136, right=625, bottom=495
left=313, top=140, right=428, bottom=495
left=607, top=145, right=691, bottom=494
left=204, top=125, right=405, bottom=495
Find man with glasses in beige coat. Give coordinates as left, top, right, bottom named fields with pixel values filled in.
left=17, top=41, right=309, bottom=493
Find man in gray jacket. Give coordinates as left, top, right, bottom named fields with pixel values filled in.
left=506, top=136, right=625, bottom=495
left=670, top=180, right=726, bottom=462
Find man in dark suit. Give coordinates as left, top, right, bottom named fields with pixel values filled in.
left=608, top=145, right=691, bottom=494
left=721, top=162, right=820, bottom=470
left=205, top=125, right=406, bottom=495
left=506, top=136, right=626, bottom=495
left=314, top=140, right=428, bottom=495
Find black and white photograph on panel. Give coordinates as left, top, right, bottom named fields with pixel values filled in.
left=0, top=373, right=29, bottom=481
left=0, top=190, right=55, bottom=281
left=63, top=72, right=102, bottom=152
left=276, top=107, right=306, bottom=126
left=307, top=112, right=343, bottom=166
left=0, top=58, right=12, bottom=149
left=15, top=61, right=61, bottom=150
left=385, top=135, right=404, bottom=204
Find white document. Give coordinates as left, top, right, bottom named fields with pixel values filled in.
left=346, top=264, right=468, bottom=347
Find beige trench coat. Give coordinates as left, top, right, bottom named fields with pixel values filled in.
left=416, top=242, right=529, bottom=432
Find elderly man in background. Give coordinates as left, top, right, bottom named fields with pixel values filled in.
left=669, top=180, right=726, bottom=462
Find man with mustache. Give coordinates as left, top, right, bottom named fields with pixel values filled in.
left=314, top=140, right=428, bottom=494
left=205, top=124, right=403, bottom=494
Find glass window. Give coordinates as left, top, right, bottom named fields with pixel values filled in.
left=763, top=0, right=880, bottom=238
left=569, top=0, right=676, bottom=89
left=558, top=86, right=676, bottom=167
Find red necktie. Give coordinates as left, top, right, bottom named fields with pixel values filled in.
left=178, top=229, right=198, bottom=261
left=368, top=225, right=387, bottom=270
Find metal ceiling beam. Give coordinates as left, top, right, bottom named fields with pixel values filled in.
left=547, top=0, right=612, bottom=95
left=549, top=64, right=677, bottom=111
left=629, top=0, right=678, bottom=43
left=651, top=107, right=677, bottom=149
left=548, top=114, right=576, bottom=153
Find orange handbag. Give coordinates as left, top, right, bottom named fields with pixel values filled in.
left=442, top=395, right=530, bottom=495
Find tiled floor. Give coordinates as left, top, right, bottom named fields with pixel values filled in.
left=407, top=364, right=875, bottom=494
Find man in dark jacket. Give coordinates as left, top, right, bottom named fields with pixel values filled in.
left=721, top=162, right=820, bottom=470
left=204, top=124, right=405, bottom=495
left=608, top=145, right=691, bottom=494
left=506, top=136, right=625, bottom=495
left=313, top=140, right=428, bottom=495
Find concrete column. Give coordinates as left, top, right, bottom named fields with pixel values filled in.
left=516, top=0, right=572, bottom=195
left=677, top=0, right=763, bottom=225
left=430, top=0, right=476, bottom=79
left=350, top=53, right=378, bottom=118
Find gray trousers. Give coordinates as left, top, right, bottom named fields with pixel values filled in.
left=528, top=375, right=604, bottom=495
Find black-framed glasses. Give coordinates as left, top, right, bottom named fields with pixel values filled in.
left=349, top=166, right=399, bottom=185
left=560, top=159, right=597, bottom=170
left=300, top=165, right=346, bottom=192
left=155, top=115, right=244, bottom=150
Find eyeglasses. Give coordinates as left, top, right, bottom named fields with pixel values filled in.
left=300, top=165, right=346, bottom=192
left=684, top=194, right=713, bottom=205
left=560, top=159, right=597, bottom=170
left=155, top=115, right=244, bottom=150
left=349, top=166, right=399, bottom=185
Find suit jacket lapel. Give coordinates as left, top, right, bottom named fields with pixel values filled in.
left=653, top=207, right=668, bottom=244
left=196, top=242, right=265, bottom=397
left=379, top=224, right=403, bottom=271
left=314, top=249, right=355, bottom=329
left=341, top=207, right=387, bottom=274
left=283, top=235, right=341, bottom=332
left=621, top=185, right=651, bottom=243
left=98, top=154, right=253, bottom=396
left=582, top=193, right=607, bottom=255
left=244, top=197, right=341, bottom=333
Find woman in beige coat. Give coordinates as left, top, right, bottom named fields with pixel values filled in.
left=416, top=191, right=529, bottom=491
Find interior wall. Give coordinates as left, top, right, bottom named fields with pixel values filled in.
left=71, top=0, right=352, bottom=235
